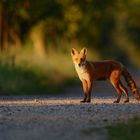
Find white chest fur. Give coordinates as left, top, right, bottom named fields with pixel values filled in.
left=74, top=64, right=90, bottom=81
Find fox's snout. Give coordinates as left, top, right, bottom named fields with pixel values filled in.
left=77, top=58, right=85, bottom=67
left=74, top=57, right=86, bottom=67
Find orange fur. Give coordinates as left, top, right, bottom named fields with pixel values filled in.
left=71, top=48, right=140, bottom=103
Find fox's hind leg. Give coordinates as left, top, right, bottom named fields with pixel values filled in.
left=112, top=82, right=122, bottom=103
left=119, top=81, right=129, bottom=103
left=110, top=71, right=122, bottom=103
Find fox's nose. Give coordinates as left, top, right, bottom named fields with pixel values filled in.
left=78, top=63, right=81, bottom=67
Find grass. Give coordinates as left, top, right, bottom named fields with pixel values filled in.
left=0, top=47, right=80, bottom=95
left=80, top=117, right=140, bottom=140
left=0, top=65, right=47, bottom=95
left=107, top=117, right=140, bottom=140
left=0, top=45, right=100, bottom=95
left=0, top=64, right=79, bottom=95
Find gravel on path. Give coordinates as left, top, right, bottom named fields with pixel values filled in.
left=0, top=96, right=140, bottom=140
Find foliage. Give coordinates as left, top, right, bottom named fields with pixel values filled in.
left=0, top=0, right=140, bottom=94
left=0, top=47, right=80, bottom=94
left=0, top=0, right=140, bottom=67
left=107, top=117, right=140, bottom=140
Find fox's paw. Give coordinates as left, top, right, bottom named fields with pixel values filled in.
left=86, top=99, right=91, bottom=103
left=124, top=99, right=129, bottom=103
left=113, top=100, right=120, bottom=103
left=80, top=100, right=86, bottom=103
left=136, top=97, right=140, bottom=102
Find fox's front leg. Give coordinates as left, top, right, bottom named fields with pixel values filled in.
left=81, top=80, right=88, bottom=103
left=81, top=79, right=92, bottom=103
left=86, top=80, right=92, bottom=102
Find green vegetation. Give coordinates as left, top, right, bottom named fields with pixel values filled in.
left=107, top=117, right=140, bottom=140
left=0, top=48, right=80, bottom=95
left=0, top=0, right=140, bottom=94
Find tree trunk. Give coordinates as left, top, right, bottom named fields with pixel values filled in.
left=30, top=23, right=47, bottom=58
left=0, top=2, right=22, bottom=51
left=0, top=3, right=4, bottom=50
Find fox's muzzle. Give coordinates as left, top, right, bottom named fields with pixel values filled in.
left=78, top=61, right=86, bottom=67
left=78, top=63, right=81, bottom=67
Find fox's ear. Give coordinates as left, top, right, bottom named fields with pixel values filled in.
left=80, top=48, right=87, bottom=55
left=71, top=48, right=78, bottom=56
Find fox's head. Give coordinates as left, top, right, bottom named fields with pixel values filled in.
left=71, top=48, right=87, bottom=67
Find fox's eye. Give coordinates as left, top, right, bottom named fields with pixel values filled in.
left=80, top=58, right=84, bottom=62
left=75, top=58, right=78, bottom=61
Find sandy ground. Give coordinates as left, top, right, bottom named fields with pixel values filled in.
left=0, top=81, right=140, bottom=140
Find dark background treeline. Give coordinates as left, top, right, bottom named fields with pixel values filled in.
left=0, top=0, right=140, bottom=94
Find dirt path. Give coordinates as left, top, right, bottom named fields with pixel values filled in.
left=0, top=81, right=140, bottom=140
left=0, top=94, right=140, bottom=140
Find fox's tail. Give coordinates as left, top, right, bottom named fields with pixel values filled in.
left=122, top=67, right=140, bottom=101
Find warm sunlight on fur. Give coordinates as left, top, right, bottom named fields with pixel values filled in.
left=71, top=48, right=140, bottom=103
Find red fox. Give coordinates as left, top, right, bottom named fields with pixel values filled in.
left=71, top=48, right=140, bottom=103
